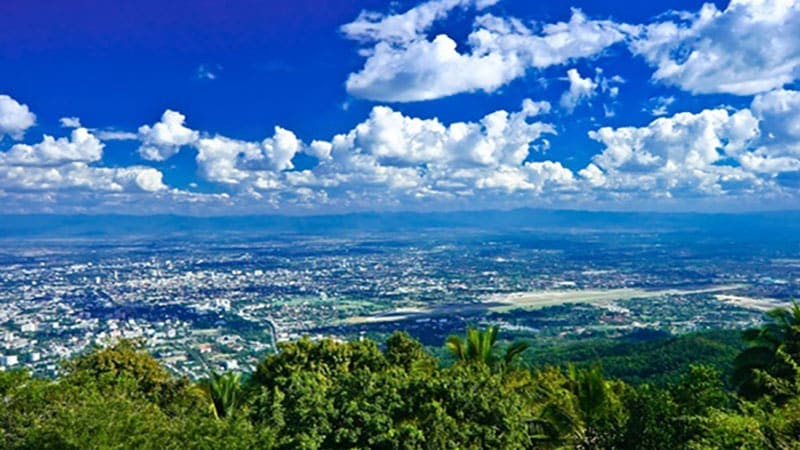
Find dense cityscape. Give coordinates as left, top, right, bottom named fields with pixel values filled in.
left=1, top=213, right=797, bottom=379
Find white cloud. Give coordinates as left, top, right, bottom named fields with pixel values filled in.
left=649, top=96, right=675, bottom=117
left=117, top=167, right=167, bottom=192
left=581, top=107, right=771, bottom=197
left=306, top=99, right=566, bottom=197
left=136, top=109, right=302, bottom=190
left=60, top=117, right=82, bottom=128
left=346, top=33, right=514, bottom=102
left=0, top=164, right=166, bottom=193
left=0, top=126, right=167, bottom=194
left=195, top=136, right=267, bottom=185
left=0, top=127, right=104, bottom=167
left=560, top=68, right=598, bottom=112
left=344, top=5, right=633, bottom=102
left=139, top=99, right=559, bottom=200
left=261, top=127, right=302, bottom=171
left=744, top=88, right=800, bottom=173
left=95, top=130, right=139, bottom=141
left=0, top=95, right=36, bottom=140
left=138, top=110, right=200, bottom=161
left=631, top=0, right=800, bottom=95
left=470, top=11, right=631, bottom=71
left=125, top=97, right=800, bottom=208
left=308, top=140, right=333, bottom=160
left=327, top=98, right=553, bottom=167
left=13, top=85, right=800, bottom=211
left=751, top=89, right=800, bottom=154
left=341, top=0, right=497, bottom=44
left=192, top=127, right=301, bottom=190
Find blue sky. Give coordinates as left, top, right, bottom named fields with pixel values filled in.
left=1, top=0, right=799, bottom=214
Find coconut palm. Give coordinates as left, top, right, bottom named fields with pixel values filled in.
left=733, top=302, right=800, bottom=400
left=566, top=365, right=623, bottom=450
left=200, top=371, right=244, bottom=419
left=445, top=325, right=529, bottom=368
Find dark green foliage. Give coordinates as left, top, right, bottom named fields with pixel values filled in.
left=616, top=383, right=685, bottom=449
left=0, top=354, right=255, bottom=449
left=566, top=365, right=626, bottom=449
left=385, top=330, right=437, bottom=371
left=249, top=332, right=537, bottom=449
left=671, top=365, right=730, bottom=415
left=524, top=329, right=745, bottom=386
left=445, top=325, right=530, bottom=369
left=3, top=312, right=800, bottom=449
left=200, top=371, right=245, bottom=419
left=734, top=302, right=800, bottom=400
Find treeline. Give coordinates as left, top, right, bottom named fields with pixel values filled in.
left=521, top=329, right=745, bottom=387
left=2, top=307, right=800, bottom=449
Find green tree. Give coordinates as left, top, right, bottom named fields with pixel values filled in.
left=201, top=371, right=245, bottom=419
left=617, top=384, right=684, bottom=450
left=671, top=364, right=730, bottom=416
left=566, top=365, right=626, bottom=449
left=445, top=325, right=529, bottom=368
left=385, top=331, right=437, bottom=372
left=733, top=302, right=800, bottom=400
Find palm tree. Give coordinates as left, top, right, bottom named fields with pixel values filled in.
left=200, top=371, right=244, bottom=419
left=445, top=325, right=529, bottom=368
left=733, top=302, right=800, bottom=400
left=566, top=365, right=621, bottom=450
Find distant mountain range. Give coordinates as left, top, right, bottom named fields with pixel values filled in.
left=1, top=209, right=799, bottom=240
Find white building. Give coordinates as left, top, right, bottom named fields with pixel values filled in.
left=1, top=355, right=19, bottom=367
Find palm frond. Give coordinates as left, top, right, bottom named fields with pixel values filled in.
left=504, top=341, right=530, bottom=366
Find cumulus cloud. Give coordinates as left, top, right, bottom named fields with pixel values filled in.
left=328, top=98, right=553, bottom=168
left=193, top=126, right=301, bottom=187
left=631, top=0, right=800, bottom=95
left=123, top=93, right=800, bottom=209
left=746, top=88, right=800, bottom=172
left=0, top=95, right=36, bottom=140
left=139, top=99, right=570, bottom=204
left=581, top=107, right=771, bottom=197
left=136, top=109, right=303, bottom=191
left=751, top=88, right=800, bottom=154
left=344, top=2, right=633, bottom=102
left=0, top=127, right=104, bottom=167
left=0, top=164, right=166, bottom=193
left=307, top=99, right=569, bottom=197
left=0, top=100, right=170, bottom=201
left=0, top=126, right=167, bottom=194
left=345, top=0, right=800, bottom=101
left=138, top=110, right=200, bottom=161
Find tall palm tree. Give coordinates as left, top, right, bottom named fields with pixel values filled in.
left=445, top=325, right=529, bottom=368
left=200, top=371, right=244, bottom=419
left=733, top=302, right=800, bottom=400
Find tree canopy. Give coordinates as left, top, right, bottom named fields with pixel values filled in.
left=1, top=317, right=800, bottom=449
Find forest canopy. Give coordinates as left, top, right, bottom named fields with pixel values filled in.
left=2, top=307, right=800, bottom=449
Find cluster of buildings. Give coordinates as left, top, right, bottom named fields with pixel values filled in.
left=1, top=235, right=796, bottom=378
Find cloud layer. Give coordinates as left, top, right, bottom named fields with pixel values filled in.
left=344, top=0, right=800, bottom=101
left=5, top=0, right=800, bottom=213
left=631, top=0, right=800, bottom=95
left=344, top=3, right=632, bottom=102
